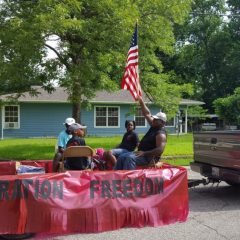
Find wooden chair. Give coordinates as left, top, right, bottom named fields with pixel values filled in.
left=59, top=146, right=95, bottom=172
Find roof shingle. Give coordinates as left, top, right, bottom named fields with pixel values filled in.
left=0, top=86, right=204, bottom=105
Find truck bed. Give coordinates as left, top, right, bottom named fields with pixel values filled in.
left=191, top=130, right=240, bottom=184
left=193, top=131, right=240, bottom=171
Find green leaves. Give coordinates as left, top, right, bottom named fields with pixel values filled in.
left=172, top=0, right=240, bottom=112
left=214, top=87, right=240, bottom=125
left=0, top=0, right=193, bottom=120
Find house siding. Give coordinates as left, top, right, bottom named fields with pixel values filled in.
left=0, top=102, right=175, bottom=138
left=1, top=103, right=72, bottom=138
left=82, top=104, right=150, bottom=136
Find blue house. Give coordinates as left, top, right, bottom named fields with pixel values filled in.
left=0, top=87, right=204, bottom=139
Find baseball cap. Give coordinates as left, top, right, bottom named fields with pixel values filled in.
left=63, top=117, right=75, bottom=126
left=68, top=123, right=87, bottom=133
left=152, top=112, right=167, bottom=123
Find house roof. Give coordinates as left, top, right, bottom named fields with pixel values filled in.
left=180, top=98, right=205, bottom=106
left=0, top=86, right=204, bottom=106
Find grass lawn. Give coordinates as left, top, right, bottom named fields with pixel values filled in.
left=0, top=134, right=193, bottom=166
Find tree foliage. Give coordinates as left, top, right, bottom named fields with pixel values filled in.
left=188, top=105, right=207, bottom=119
left=186, top=105, right=207, bottom=131
left=168, top=0, right=240, bottom=111
left=214, top=87, right=240, bottom=126
left=0, top=0, right=192, bottom=121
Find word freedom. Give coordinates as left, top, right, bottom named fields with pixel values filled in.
left=0, top=179, right=63, bottom=200
left=0, top=177, right=165, bottom=201
left=90, top=177, right=164, bottom=199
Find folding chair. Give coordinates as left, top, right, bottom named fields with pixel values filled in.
left=59, top=146, right=95, bottom=172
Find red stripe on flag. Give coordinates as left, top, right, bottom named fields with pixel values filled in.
left=121, top=24, right=142, bottom=100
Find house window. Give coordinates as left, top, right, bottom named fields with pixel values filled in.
left=3, top=105, right=20, bottom=129
left=134, top=107, right=146, bottom=127
left=95, top=106, right=119, bottom=127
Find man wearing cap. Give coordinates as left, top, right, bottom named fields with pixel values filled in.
left=52, top=117, right=75, bottom=172
left=115, top=97, right=167, bottom=170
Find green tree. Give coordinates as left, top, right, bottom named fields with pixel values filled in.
left=187, top=105, right=207, bottom=131
left=0, top=0, right=192, bottom=122
left=214, top=87, right=240, bottom=126
left=166, top=0, right=240, bottom=112
left=175, top=0, right=227, bottom=109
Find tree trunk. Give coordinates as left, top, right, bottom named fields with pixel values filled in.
left=71, top=80, right=82, bottom=124
left=70, top=53, right=82, bottom=123
left=72, top=102, right=81, bottom=123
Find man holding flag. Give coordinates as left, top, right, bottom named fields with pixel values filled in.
left=114, top=96, right=167, bottom=170
left=116, top=23, right=167, bottom=170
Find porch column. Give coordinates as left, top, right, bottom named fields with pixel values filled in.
left=185, top=107, right=188, bottom=133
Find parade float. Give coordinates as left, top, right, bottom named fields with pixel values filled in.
left=0, top=159, right=188, bottom=239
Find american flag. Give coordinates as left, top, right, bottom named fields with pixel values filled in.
left=121, top=24, right=142, bottom=100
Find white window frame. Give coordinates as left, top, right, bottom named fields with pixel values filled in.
left=2, top=105, right=20, bottom=129
left=94, top=106, right=120, bottom=128
left=134, top=107, right=147, bottom=127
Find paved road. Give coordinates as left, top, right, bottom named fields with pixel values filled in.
left=29, top=168, right=240, bottom=240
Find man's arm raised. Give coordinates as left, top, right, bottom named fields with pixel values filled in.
left=138, top=96, right=153, bottom=126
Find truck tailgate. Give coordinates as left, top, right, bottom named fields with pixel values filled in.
left=194, top=131, right=240, bottom=171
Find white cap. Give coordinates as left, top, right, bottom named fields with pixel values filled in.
left=152, top=112, right=167, bottom=123
left=63, top=117, right=76, bottom=126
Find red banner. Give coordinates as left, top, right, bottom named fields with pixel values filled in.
left=0, top=161, right=16, bottom=175
left=0, top=165, right=188, bottom=234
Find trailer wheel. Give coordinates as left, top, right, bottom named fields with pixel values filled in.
left=0, top=233, right=35, bottom=240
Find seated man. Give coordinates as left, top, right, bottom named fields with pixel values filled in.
left=103, top=120, right=139, bottom=169
left=65, top=123, right=91, bottom=170
left=114, top=96, right=167, bottom=170
left=52, top=117, right=75, bottom=172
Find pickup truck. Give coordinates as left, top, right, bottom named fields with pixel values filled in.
left=190, top=131, right=240, bottom=186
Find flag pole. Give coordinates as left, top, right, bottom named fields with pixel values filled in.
left=135, top=21, right=141, bottom=98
